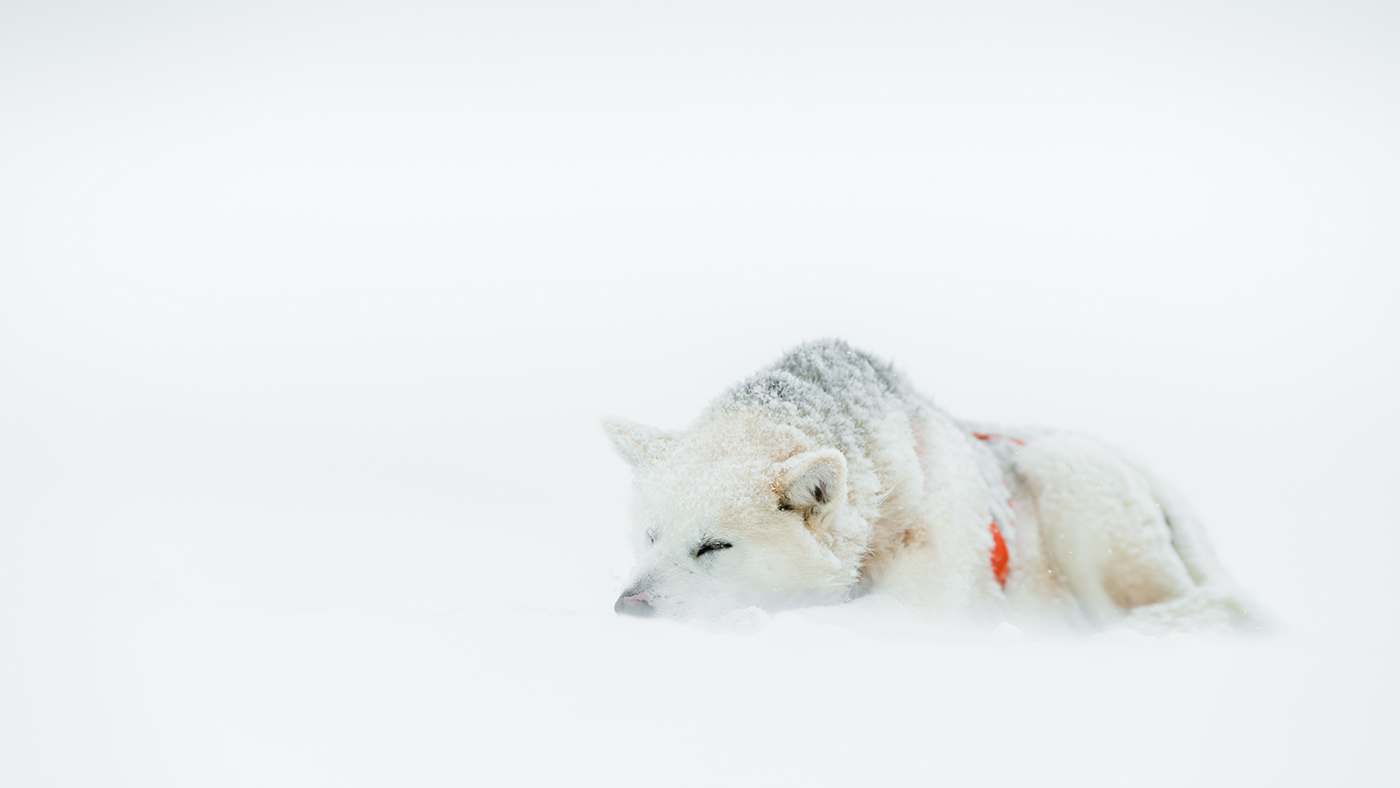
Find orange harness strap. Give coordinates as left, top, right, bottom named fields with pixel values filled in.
left=988, top=521, right=1009, bottom=586
left=972, top=432, right=1018, bottom=587
left=971, top=431, right=1025, bottom=447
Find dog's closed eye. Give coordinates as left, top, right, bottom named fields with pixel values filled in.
left=695, top=541, right=733, bottom=558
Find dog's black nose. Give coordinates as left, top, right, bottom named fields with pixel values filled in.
left=614, top=592, right=654, bottom=617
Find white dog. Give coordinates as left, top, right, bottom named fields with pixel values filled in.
left=605, top=339, right=1255, bottom=631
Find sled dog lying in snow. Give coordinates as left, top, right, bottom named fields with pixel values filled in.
left=604, top=339, right=1255, bottom=630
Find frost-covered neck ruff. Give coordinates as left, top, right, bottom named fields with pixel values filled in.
left=710, top=340, right=1023, bottom=588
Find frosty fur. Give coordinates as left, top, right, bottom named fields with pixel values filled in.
left=605, top=339, right=1256, bottom=631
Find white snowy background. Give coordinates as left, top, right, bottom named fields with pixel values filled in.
left=3, top=1, right=1397, bottom=785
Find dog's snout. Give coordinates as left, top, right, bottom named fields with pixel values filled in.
left=614, top=591, right=654, bottom=617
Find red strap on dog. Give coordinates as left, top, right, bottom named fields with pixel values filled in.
left=972, top=431, right=1016, bottom=586
left=972, top=431, right=1025, bottom=446
left=989, top=521, right=1009, bottom=586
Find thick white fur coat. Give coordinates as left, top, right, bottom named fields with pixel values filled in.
left=606, top=339, right=1255, bottom=631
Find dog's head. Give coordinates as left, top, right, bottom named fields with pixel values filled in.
left=604, top=413, right=867, bottom=619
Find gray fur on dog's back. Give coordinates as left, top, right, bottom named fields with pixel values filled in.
left=711, top=339, right=928, bottom=462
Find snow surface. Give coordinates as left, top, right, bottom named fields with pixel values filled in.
left=3, top=1, right=1399, bottom=785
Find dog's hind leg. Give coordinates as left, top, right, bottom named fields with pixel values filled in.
left=1132, top=467, right=1262, bottom=631
left=1015, top=433, right=1198, bottom=627
left=1131, top=466, right=1229, bottom=588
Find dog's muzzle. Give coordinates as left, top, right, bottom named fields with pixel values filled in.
left=614, top=591, right=654, bottom=617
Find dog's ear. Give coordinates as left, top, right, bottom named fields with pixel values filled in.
left=774, top=449, right=847, bottom=524
left=602, top=417, right=676, bottom=467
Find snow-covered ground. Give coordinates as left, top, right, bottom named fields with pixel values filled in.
left=3, top=2, right=1398, bottom=785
